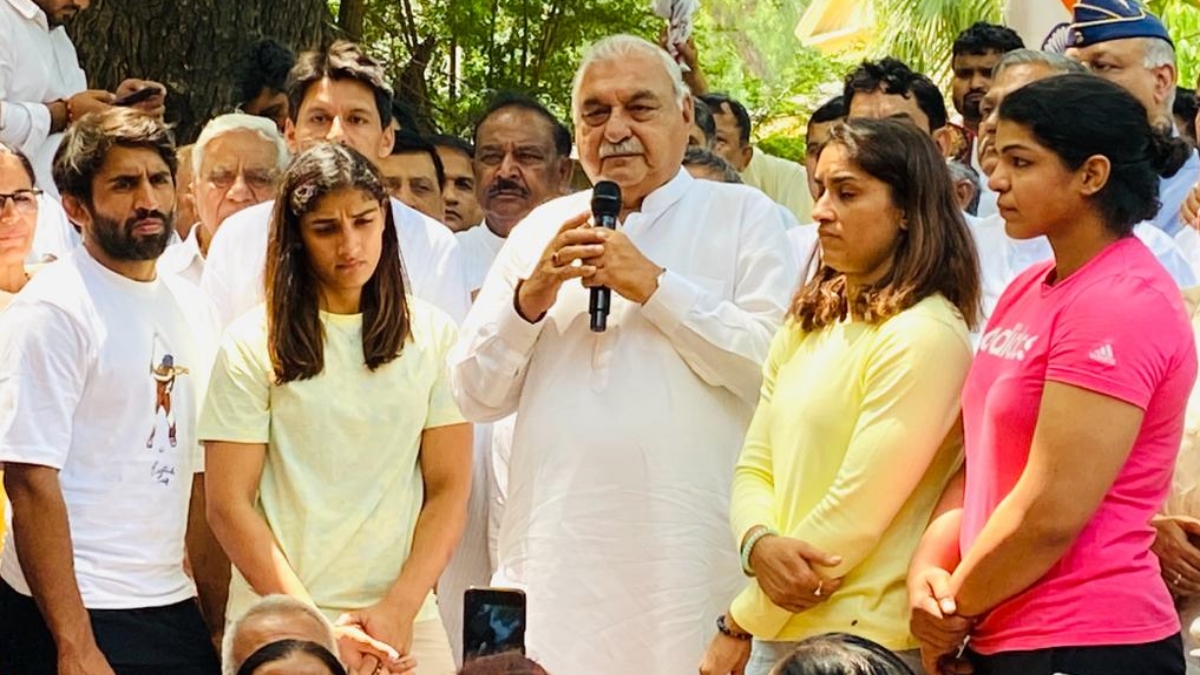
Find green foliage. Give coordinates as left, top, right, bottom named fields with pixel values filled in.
left=867, top=0, right=1002, bottom=86
left=695, top=0, right=849, bottom=151
left=757, top=134, right=807, bottom=162
left=1151, top=0, right=1200, bottom=89
left=347, top=0, right=659, bottom=135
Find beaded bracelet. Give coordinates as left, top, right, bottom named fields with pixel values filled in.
left=716, top=614, right=752, bottom=641
left=740, top=526, right=777, bottom=577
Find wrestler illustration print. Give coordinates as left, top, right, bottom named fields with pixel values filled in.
left=144, top=331, right=190, bottom=482
left=146, top=352, right=190, bottom=449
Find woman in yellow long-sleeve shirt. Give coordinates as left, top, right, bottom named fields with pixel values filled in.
left=700, top=118, right=981, bottom=675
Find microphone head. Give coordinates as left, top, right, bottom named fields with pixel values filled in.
left=591, top=180, right=622, bottom=218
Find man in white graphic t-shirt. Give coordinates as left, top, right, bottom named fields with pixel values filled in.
left=0, top=108, right=221, bottom=675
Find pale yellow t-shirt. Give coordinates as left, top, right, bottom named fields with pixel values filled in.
left=729, top=295, right=972, bottom=648
left=198, top=298, right=465, bottom=624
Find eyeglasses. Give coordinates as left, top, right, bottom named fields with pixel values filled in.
left=0, top=189, right=41, bottom=214
left=204, top=168, right=278, bottom=192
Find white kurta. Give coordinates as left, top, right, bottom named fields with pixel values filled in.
left=449, top=169, right=797, bottom=675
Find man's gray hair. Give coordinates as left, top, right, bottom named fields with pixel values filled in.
left=947, top=158, right=981, bottom=215
left=193, top=113, right=289, bottom=176
left=993, top=49, right=1086, bottom=80
left=570, top=34, right=688, bottom=123
left=220, top=594, right=337, bottom=675
left=1141, top=37, right=1178, bottom=109
left=683, top=147, right=742, bottom=184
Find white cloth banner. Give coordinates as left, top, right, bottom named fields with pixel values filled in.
left=652, top=0, right=699, bottom=68
left=1005, top=0, right=1075, bottom=50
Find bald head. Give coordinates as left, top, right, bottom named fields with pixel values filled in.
left=222, top=596, right=337, bottom=675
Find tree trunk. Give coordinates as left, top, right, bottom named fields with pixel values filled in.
left=68, top=0, right=333, bottom=144
left=337, top=0, right=368, bottom=41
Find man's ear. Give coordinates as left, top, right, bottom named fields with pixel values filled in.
left=555, top=158, right=575, bottom=195
left=1153, top=63, right=1177, bottom=113
left=932, top=127, right=952, bottom=157
left=61, top=194, right=91, bottom=233
left=378, top=123, right=396, bottom=161
left=283, top=118, right=300, bottom=155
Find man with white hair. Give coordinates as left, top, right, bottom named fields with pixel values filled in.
left=1065, top=0, right=1200, bottom=236
left=222, top=595, right=338, bottom=675
left=158, top=114, right=287, bottom=285
left=449, top=34, right=796, bottom=675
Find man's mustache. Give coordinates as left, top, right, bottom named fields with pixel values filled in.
left=488, top=178, right=529, bottom=198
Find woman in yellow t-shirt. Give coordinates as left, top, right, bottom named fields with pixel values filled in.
left=699, top=118, right=980, bottom=675
left=200, top=143, right=471, bottom=675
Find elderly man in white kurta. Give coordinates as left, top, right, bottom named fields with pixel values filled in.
left=449, top=35, right=797, bottom=675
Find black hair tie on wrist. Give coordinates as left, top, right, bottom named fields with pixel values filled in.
left=236, top=638, right=347, bottom=675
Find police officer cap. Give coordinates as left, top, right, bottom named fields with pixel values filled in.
left=1069, top=0, right=1173, bottom=48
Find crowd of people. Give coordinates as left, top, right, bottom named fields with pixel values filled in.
left=5, top=0, right=1200, bottom=674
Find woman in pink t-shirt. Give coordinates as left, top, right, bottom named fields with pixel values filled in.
left=908, top=74, right=1197, bottom=675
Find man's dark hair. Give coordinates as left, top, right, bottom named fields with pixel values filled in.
left=53, top=108, right=177, bottom=204
left=1174, top=86, right=1198, bottom=143
left=952, top=22, right=1024, bottom=59
left=392, top=130, right=446, bottom=188
left=843, top=58, right=948, bottom=132
left=233, top=37, right=296, bottom=106
left=698, top=93, right=752, bottom=146
left=392, top=99, right=419, bottom=132
left=692, top=96, right=717, bottom=144
left=472, top=92, right=571, bottom=157
left=286, top=40, right=393, bottom=128
left=428, top=134, right=475, bottom=160
left=682, top=147, right=742, bottom=183
left=809, top=95, right=847, bottom=128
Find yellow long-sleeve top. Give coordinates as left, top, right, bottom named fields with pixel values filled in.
left=729, top=294, right=972, bottom=648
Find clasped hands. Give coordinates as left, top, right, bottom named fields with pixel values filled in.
left=699, top=535, right=842, bottom=675
left=516, top=211, right=664, bottom=323
left=909, top=566, right=975, bottom=675
left=334, top=600, right=418, bottom=675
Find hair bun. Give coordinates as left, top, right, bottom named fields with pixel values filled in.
left=1148, top=127, right=1191, bottom=178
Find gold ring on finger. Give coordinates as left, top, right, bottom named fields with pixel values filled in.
left=552, top=251, right=561, bottom=265
left=813, top=580, right=824, bottom=597
left=1175, top=571, right=1183, bottom=585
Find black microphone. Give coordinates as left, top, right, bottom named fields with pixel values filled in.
left=589, top=181, right=621, bottom=332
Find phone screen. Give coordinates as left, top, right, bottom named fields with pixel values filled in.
left=463, top=588, right=526, bottom=661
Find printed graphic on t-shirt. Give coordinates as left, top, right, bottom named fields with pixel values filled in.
left=145, top=334, right=190, bottom=485
left=978, top=323, right=1039, bottom=361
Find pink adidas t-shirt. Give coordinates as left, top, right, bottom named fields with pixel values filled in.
left=962, top=236, right=1196, bottom=654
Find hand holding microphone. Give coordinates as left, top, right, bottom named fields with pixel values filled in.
left=515, top=180, right=663, bottom=327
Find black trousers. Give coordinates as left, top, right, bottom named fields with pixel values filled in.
left=0, top=579, right=219, bottom=675
left=968, top=633, right=1185, bottom=675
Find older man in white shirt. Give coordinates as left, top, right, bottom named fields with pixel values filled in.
left=449, top=34, right=796, bottom=675
left=158, top=114, right=287, bottom=285
left=201, top=41, right=468, bottom=326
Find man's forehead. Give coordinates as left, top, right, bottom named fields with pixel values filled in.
left=477, top=108, right=557, bottom=149
left=1068, top=39, right=1142, bottom=62
left=97, top=146, right=171, bottom=176
left=954, top=51, right=1004, bottom=69
left=381, top=152, right=437, bottom=175
left=993, top=64, right=1056, bottom=98
left=300, top=77, right=380, bottom=112
left=577, top=53, right=674, bottom=102
left=201, top=132, right=277, bottom=164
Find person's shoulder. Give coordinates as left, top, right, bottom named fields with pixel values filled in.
left=877, top=295, right=972, bottom=353
left=405, top=295, right=458, bottom=347
left=391, top=198, right=451, bottom=237
left=222, top=304, right=269, bottom=348
left=207, top=201, right=274, bottom=260
left=17, top=250, right=89, bottom=306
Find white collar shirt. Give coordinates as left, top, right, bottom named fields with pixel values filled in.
left=157, top=224, right=205, bottom=286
